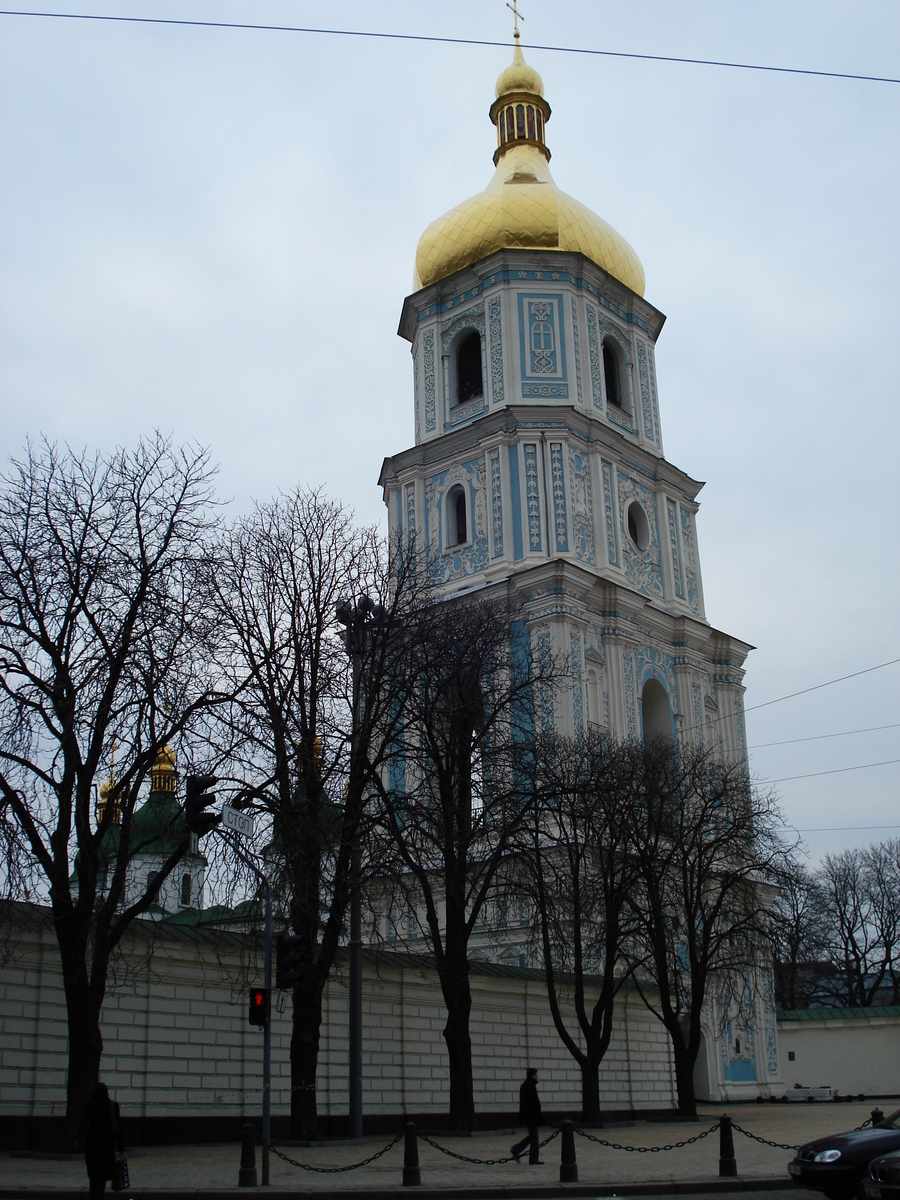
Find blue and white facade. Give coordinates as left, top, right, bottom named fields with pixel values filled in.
left=380, top=246, right=751, bottom=762
left=378, top=247, right=782, bottom=1103
left=377, top=40, right=782, bottom=1099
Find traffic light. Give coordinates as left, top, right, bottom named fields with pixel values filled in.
left=248, top=987, right=269, bottom=1027
left=276, top=934, right=304, bottom=989
left=184, top=773, right=220, bottom=837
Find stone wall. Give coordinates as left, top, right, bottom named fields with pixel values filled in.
left=0, top=905, right=676, bottom=1144
left=778, top=1007, right=900, bottom=1098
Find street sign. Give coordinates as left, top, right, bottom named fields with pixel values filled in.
left=222, top=803, right=255, bottom=838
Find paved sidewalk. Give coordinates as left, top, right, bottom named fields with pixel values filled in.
left=0, top=1101, right=881, bottom=1196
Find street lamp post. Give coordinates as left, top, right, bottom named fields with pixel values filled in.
left=336, top=595, right=380, bottom=1140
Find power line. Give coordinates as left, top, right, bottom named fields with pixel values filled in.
left=750, top=721, right=900, bottom=750
left=797, top=824, right=900, bottom=832
left=0, top=10, right=898, bottom=87
left=744, top=657, right=900, bottom=715
left=767, top=757, right=900, bottom=783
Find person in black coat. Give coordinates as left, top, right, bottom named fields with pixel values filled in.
left=511, top=1067, right=544, bottom=1165
left=82, top=1082, right=123, bottom=1199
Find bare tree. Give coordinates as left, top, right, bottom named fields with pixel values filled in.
left=626, top=740, right=789, bottom=1116
left=868, top=840, right=900, bottom=1005
left=819, top=843, right=900, bottom=1007
left=770, top=859, right=830, bottom=1010
left=0, top=436, right=222, bottom=1148
left=372, top=590, right=543, bottom=1131
left=516, top=731, right=640, bottom=1122
left=210, top=488, right=415, bottom=1138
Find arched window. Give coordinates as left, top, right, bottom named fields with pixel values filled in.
left=506, top=105, right=514, bottom=138
left=526, top=105, right=535, bottom=139
left=535, top=109, right=543, bottom=142
left=586, top=667, right=603, bottom=729
left=516, top=104, right=526, bottom=138
left=499, top=109, right=507, bottom=144
left=456, top=332, right=483, bottom=404
left=603, top=338, right=623, bottom=408
left=626, top=501, right=650, bottom=551
left=180, top=873, right=191, bottom=906
left=471, top=741, right=485, bottom=823
left=448, top=486, right=468, bottom=547
left=641, top=678, right=672, bottom=745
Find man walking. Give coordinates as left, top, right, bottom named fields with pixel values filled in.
left=511, top=1067, right=543, bottom=1165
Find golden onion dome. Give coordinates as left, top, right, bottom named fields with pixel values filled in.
left=413, top=43, right=645, bottom=297
left=98, top=774, right=121, bottom=825
left=154, top=745, right=176, bottom=772
left=495, top=39, right=544, bottom=99
left=150, top=743, right=177, bottom=795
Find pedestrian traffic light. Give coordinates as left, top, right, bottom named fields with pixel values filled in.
left=184, top=774, right=220, bottom=837
left=276, top=934, right=304, bottom=989
left=248, top=987, right=269, bottom=1027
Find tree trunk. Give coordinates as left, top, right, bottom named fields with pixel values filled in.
left=580, top=1057, right=602, bottom=1124
left=440, top=969, right=475, bottom=1131
left=57, top=933, right=104, bottom=1152
left=671, top=1038, right=698, bottom=1117
left=290, top=980, right=323, bottom=1139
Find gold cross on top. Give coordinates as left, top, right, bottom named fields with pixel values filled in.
left=506, top=0, right=524, bottom=40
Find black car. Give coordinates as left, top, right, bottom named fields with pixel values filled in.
left=789, top=1109, right=900, bottom=1200
left=864, top=1150, right=900, bottom=1199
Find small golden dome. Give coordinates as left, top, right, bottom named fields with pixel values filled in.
left=98, top=775, right=121, bottom=825
left=154, top=745, right=176, bottom=772
left=413, top=45, right=645, bottom=296
left=495, top=40, right=544, bottom=99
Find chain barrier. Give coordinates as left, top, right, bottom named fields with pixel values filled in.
left=573, top=1122, right=719, bottom=1153
left=264, top=1130, right=403, bottom=1173
left=261, top=1111, right=824, bottom=1174
left=419, top=1127, right=561, bottom=1166
left=730, top=1122, right=798, bottom=1151
left=855, top=1117, right=874, bottom=1131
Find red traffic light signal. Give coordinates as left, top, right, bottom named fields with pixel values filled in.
left=248, top=987, right=269, bottom=1027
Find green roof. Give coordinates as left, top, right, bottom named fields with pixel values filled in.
left=779, top=1005, right=900, bottom=1021
left=163, top=899, right=262, bottom=927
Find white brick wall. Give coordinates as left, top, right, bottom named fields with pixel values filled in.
left=0, top=910, right=677, bottom=1122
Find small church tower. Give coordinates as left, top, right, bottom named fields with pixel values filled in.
left=91, top=744, right=206, bottom=916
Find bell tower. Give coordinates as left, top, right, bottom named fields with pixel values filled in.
left=379, top=38, right=750, bottom=759
left=378, top=32, right=785, bottom=1104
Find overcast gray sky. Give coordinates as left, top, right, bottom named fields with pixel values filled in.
left=2, top=0, right=898, bottom=862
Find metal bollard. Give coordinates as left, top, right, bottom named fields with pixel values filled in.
left=403, top=1120, right=421, bottom=1187
left=718, top=1113, right=737, bottom=1177
left=559, top=1119, right=578, bottom=1183
left=872, top=1108, right=885, bottom=1127
left=238, top=1123, right=258, bottom=1188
